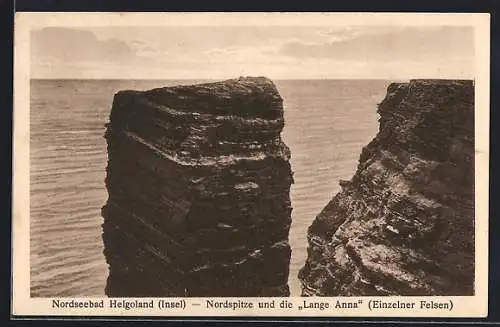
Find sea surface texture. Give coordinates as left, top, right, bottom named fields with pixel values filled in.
left=30, top=79, right=390, bottom=297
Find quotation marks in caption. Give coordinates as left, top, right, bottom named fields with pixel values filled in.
left=52, top=299, right=454, bottom=312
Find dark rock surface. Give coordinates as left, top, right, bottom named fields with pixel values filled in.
left=102, top=77, right=293, bottom=297
left=299, top=80, right=475, bottom=296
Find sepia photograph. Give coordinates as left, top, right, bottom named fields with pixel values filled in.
left=12, top=12, right=490, bottom=317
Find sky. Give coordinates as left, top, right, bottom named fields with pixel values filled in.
left=30, top=25, right=475, bottom=80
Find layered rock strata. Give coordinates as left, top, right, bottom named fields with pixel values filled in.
left=299, top=80, right=475, bottom=296
left=102, top=77, right=293, bottom=297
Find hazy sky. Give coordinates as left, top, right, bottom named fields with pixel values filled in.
left=30, top=25, right=475, bottom=79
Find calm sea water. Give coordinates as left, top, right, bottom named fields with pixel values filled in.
left=30, top=79, right=391, bottom=297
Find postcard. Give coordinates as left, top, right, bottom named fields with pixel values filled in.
left=12, top=12, right=490, bottom=317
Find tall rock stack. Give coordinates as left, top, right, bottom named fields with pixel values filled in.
left=299, top=80, right=475, bottom=296
left=102, top=77, right=293, bottom=297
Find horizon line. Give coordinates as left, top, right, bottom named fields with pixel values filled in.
left=29, top=77, right=474, bottom=81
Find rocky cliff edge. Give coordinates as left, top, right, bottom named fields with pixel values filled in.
left=299, top=80, right=475, bottom=296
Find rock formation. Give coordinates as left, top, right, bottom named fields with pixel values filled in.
left=299, top=80, right=475, bottom=296
left=102, top=77, right=293, bottom=297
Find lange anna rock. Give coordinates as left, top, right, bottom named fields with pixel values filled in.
left=101, top=77, right=294, bottom=297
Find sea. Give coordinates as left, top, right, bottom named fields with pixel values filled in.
left=29, top=79, right=393, bottom=297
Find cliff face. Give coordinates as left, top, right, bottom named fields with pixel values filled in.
left=102, top=77, right=293, bottom=297
left=299, top=80, right=475, bottom=296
